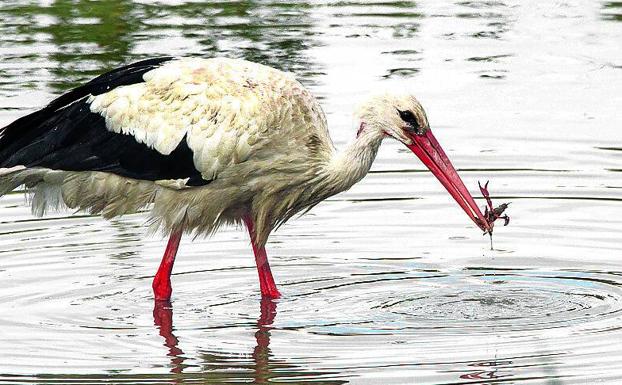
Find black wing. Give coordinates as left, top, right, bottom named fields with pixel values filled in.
left=0, top=57, right=209, bottom=186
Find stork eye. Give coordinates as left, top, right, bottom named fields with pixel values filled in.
left=397, top=109, right=420, bottom=133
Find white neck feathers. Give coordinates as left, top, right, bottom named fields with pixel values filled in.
left=322, top=126, right=384, bottom=194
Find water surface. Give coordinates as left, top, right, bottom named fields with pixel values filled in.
left=0, top=1, right=621, bottom=384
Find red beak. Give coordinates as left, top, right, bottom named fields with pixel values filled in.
left=406, top=130, right=491, bottom=234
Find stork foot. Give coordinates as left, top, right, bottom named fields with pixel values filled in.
left=258, top=269, right=281, bottom=299
left=152, top=276, right=173, bottom=302
left=262, top=289, right=281, bottom=300
left=257, top=251, right=280, bottom=299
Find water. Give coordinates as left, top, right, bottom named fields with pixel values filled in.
left=0, top=1, right=621, bottom=384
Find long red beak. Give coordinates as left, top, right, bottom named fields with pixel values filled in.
left=406, top=130, right=491, bottom=234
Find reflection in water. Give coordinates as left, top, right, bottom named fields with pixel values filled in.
left=0, top=0, right=136, bottom=90
left=602, top=2, right=622, bottom=22
left=41, top=0, right=135, bottom=88
left=452, top=1, right=514, bottom=79
left=0, top=0, right=322, bottom=92
left=252, top=298, right=277, bottom=384
left=153, top=298, right=346, bottom=384
left=325, top=1, right=425, bottom=79
left=459, top=360, right=513, bottom=382
left=153, top=300, right=186, bottom=374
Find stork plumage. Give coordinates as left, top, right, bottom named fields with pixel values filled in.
left=0, top=57, right=491, bottom=301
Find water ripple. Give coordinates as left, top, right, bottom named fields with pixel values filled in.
left=280, top=269, right=622, bottom=338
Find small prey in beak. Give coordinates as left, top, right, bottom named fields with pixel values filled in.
left=478, top=181, right=511, bottom=250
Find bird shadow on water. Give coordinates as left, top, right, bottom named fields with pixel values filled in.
left=152, top=298, right=347, bottom=384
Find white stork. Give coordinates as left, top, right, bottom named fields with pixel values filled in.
left=0, top=57, right=491, bottom=301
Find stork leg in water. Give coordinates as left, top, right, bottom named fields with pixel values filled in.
left=244, top=215, right=281, bottom=299
left=0, top=57, right=497, bottom=302
left=152, top=217, right=280, bottom=301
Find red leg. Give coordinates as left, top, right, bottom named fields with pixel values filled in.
left=152, top=229, right=183, bottom=301
left=243, top=215, right=281, bottom=299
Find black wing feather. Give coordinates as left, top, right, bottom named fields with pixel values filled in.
left=0, top=57, right=210, bottom=186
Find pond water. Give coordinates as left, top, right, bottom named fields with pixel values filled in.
left=0, top=1, right=621, bottom=384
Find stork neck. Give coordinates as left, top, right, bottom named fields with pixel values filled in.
left=325, top=126, right=384, bottom=192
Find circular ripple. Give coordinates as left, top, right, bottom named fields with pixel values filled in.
left=289, top=269, right=622, bottom=336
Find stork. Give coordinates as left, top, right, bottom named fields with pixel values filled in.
left=0, top=57, right=492, bottom=301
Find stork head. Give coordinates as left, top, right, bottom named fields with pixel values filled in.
left=356, top=93, right=491, bottom=233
